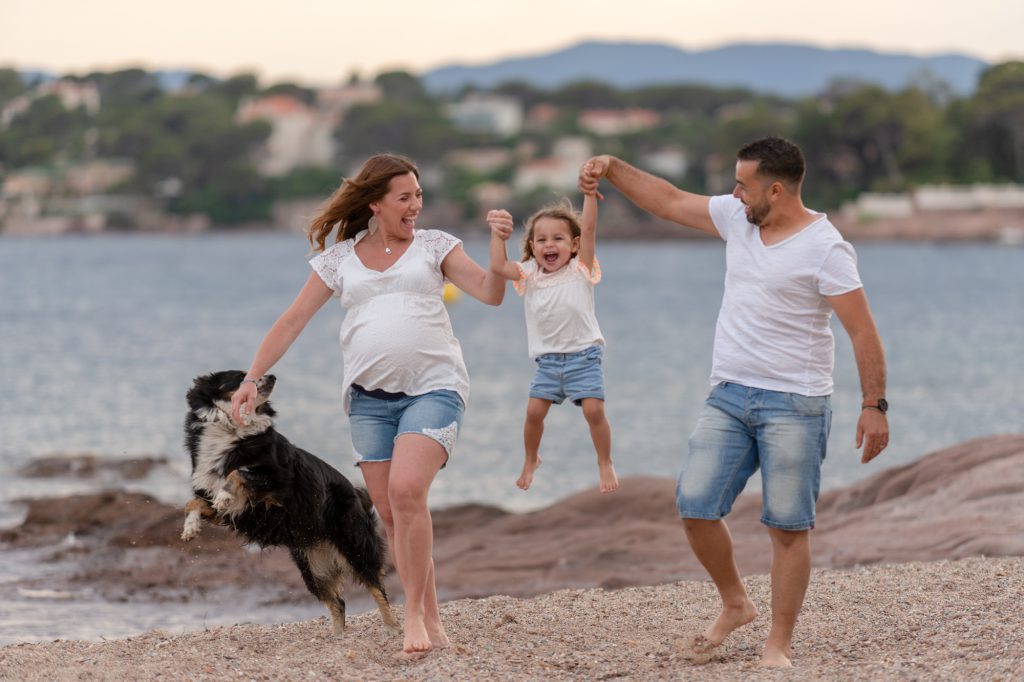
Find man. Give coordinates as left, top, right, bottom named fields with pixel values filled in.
left=579, top=137, right=889, bottom=668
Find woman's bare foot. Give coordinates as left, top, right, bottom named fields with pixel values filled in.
left=517, top=457, right=541, bottom=490
left=759, top=645, right=793, bottom=668
left=598, top=462, right=619, bottom=493
left=424, top=612, right=450, bottom=649
left=427, top=627, right=450, bottom=649
left=396, top=617, right=433, bottom=661
left=705, top=599, right=758, bottom=645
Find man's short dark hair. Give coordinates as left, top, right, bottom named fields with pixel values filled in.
left=737, top=136, right=805, bottom=186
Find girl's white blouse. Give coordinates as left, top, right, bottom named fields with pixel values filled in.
left=309, top=229, right=468, bottom=413
left=514, top=256, right=605, bottom=359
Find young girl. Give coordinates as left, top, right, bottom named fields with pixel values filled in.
left=491, top=191, right=618, bottom=493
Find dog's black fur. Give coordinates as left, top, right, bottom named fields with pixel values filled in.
left=181, top=370, right=397, bottom=633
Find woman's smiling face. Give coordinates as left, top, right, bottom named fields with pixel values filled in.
left=372, top=172, right=423, bottom=237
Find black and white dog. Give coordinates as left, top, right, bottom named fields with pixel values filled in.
left=181, top=370, right=397, bottom=633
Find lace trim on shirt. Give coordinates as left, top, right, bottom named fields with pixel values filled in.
left=418, top=229, right=461, bottom=267
left=516, top=256, right=601, bottom=291
left=309, top=239, right=356, bottom=294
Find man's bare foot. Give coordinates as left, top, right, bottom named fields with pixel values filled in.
left=705, top=599, right=758, bottom=645
left=598, top=462, right=619, bottom=493
left=759, top=645, right=793, bottom=668
left=517, top=457, right=541, bottom=490
left=676, top=633, right=719, bottom=664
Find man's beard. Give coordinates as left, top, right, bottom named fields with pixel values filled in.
left=745, top=200, right=770, bottom=226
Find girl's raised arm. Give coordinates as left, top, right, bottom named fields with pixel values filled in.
left=579, top=191, right=598, bottom=274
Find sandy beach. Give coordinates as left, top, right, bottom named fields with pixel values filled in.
left=1, top=434, right=1023, bottom=679
left=2, top=556, right=1021, bottom=680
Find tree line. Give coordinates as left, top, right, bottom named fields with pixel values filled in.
left=0, top=62, right=1022, bottom=225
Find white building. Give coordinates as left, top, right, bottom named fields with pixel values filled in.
left=447, top=94, right=523, bottom=137
left=236, top=95, right=336, bottom=176
left=578, top=108, right=661, bottom=136
left=639, top=147, right=689, bottom=179
left=1, top=79, right=101, bottom=128
left=513, top=137, right=593, bottom=192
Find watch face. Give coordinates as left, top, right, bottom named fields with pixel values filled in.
left=877, top=398, right=888, bottom=413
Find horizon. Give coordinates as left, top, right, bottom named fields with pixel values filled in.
left=1, top=0, right=1021, bottom=87
left=2, top=37, right=1004, bottom=89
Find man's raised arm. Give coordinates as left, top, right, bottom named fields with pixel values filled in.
left=579, top=155, right=718, bottom=236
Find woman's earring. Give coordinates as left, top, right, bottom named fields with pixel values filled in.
left=367, top=215, right=379, bottom=235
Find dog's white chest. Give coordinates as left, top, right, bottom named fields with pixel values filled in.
left=189, top=409, right=271, bottom=493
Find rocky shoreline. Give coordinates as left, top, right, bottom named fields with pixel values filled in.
left=1, top=434, right=1022, bottom=678
left=2, top=556, right=1021, bottom=680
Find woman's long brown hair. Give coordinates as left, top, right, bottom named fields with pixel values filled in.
left=306, top=154, right=420, bottom=252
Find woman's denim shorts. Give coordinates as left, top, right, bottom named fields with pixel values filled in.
left=675, top=382, right=832, bottom=531
left=348, top=387, right=464, bottom=466
left=529, top=344, right=605, bottom=406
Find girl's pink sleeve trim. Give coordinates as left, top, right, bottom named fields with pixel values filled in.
left=576, top=257, right=602, bottom=284
left=512, top=262, right=529, bottom=296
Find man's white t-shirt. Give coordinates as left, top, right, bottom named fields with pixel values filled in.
left=707, top=195, right=863, bottom=396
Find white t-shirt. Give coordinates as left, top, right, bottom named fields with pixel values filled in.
left=514, top=256, right=605, bottom=359
left=309, top=229, right=469, bottom=413
left=708, top=195, right=863, bottom=396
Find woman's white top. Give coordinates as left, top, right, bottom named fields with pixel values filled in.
left=309, top=229, right=468, bottom=413
left=514, top=256, right=605, bottom=359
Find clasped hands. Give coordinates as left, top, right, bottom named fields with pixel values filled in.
left=487, top=209, right=514, bottom=241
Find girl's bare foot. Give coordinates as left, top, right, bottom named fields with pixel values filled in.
left=517, top=457, right=541, bottom=490
left=599, top=462, right=619, bottom=493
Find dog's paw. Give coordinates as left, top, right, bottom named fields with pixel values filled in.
left=181, top=514, right=202, bottom=541
left=211, top=494, right=233, bottom=513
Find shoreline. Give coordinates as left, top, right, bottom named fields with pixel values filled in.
left=2, top=556, right=1021, bottom=680
left=1, top=434, right=1022, bottom=651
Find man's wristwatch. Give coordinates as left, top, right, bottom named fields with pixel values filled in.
left=862, top=398, right=888, bottom=415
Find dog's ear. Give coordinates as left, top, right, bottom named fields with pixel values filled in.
left=186, top=374, right=217, bottom=410
left=187, top=370, right=247, bottom=409
left=216, top=370, right=247, bottom=394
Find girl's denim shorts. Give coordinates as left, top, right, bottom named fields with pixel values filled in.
left=348, top=387, right=464, bottom=466
left=529, top=344, right=605, bottom=406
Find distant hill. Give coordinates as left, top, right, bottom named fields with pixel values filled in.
left=421, top=40, right=990, bottom=97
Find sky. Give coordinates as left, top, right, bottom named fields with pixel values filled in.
left=2, top=0, right=1021, bottom=86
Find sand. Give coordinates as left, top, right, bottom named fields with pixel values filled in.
left=3, top=435, right=1023, bottom=679
left=1, top=557, right=1021, bottom=681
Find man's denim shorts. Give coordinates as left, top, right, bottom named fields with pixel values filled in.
left=675, top=381, right=832, bottom=531
left=529, top=344, right=605, bottom=405
left=348, top=387, right=464, bottom=466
